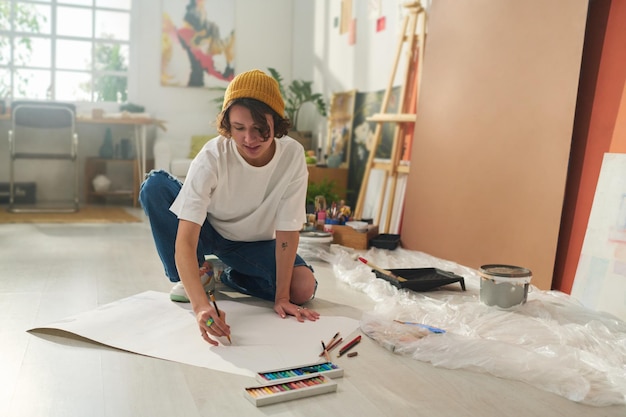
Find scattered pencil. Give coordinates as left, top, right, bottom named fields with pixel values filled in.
left=321, top=341, right=331, bottom=362
left=325, top=332, right=340, bottom=348
left=319, top=337, right=343, bottom=357
left=338, top=335, right=361, bottom=357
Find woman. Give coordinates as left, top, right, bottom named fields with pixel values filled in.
left=140, top=69, right=320, bottom=345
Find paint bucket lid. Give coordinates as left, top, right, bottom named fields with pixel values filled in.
left=479, top=264, right=532, bottom=285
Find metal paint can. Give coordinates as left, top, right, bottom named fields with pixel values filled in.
left=479, top=264, right=532, bottom=308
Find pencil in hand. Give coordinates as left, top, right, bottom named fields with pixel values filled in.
left=209, top=291, right=231, bottom=344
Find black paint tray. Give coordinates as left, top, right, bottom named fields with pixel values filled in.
left=372, top=268, right=466, bottom=292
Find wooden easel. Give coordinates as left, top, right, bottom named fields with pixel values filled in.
left=354, top=1, right=426, bottom=233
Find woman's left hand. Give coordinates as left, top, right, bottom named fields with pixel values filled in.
left=274, top=300, right=320, bottom=322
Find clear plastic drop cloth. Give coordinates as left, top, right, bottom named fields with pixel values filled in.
left=318, top=246, right=626, bottom=406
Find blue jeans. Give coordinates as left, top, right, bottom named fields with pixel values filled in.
left=138, top=170, right=313, bottom=302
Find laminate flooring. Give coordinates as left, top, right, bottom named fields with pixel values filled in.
left=1, top=208, right=624, bottom=417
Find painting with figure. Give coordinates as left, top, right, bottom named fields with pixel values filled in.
left=161, top=0, right=235, bottom=87
left=326, top=90, right=356, bottom=168
left=572, top=153, right=626, bottom=322
left=346, top=87, right=401, bottom=207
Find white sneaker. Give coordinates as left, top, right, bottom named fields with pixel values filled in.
left=170, top=262, right=216, bottom=302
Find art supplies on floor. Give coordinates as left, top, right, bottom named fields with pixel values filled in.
left=255, top=361, right=343, bottom=384
left=244, top=374, right=338, bottom=407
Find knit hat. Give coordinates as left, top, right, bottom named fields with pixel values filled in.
left=222, top=69, right=285, bottom=117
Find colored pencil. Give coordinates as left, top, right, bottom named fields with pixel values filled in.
left=338, top=335, right=361, bottom=357
left=358, top=257, right=407, bottom=282
left=209, top=290, right=231, bottom=343
left=320, top=341, right=331, bottom=362
left=325, top=332, right=340, bottom=348
left=321, top=337, right=343, bottom=356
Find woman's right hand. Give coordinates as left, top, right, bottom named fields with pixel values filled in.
left=196, top=306, right=230, bottom=345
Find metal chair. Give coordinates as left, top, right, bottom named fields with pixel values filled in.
left=8, top=101, right=79, bottom=212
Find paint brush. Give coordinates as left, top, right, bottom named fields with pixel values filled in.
left=358, top=257, right=407, bottom=282
left=393, top=319, right=446, bottom=334
left=209, top=291, right=231, bottom=344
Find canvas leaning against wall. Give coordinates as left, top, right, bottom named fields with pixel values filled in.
left=346, top=87, right=401, bottom=207
left=161, top=0, right=235, bottom=88
left=571, top=153, right=626, bottom=322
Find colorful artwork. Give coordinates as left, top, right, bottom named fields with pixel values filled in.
left=346, top=87, right=401, bottom=207
left=161, top=0, right=235, bottom=87
left=326, top=90, right=356, bottom=168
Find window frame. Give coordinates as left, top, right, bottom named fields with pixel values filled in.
left=0, top=0, right=132, bottom=103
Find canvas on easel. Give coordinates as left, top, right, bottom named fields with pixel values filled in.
left=346, top=87, right=401, bottom=208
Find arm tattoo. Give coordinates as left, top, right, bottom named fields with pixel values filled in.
left=281, top=241, right=288, bottom=251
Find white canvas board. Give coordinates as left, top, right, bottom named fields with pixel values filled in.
left=29, top=291, right=360, bottom=377
left=572, top=153, right=626, bottom=321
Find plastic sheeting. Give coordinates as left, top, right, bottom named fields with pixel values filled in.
left=313, top=246, right=626, bottom=406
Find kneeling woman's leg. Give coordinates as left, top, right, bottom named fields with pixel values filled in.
left=139, top=170, right=195, bottom=282
left=290, top=265, right=317, bottom=305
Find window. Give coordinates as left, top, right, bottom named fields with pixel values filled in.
left=0, top=0, right=131, bottom=102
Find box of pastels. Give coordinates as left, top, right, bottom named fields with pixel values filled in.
left=255, top=361, right=343, bottom=384
left=244, top=374, right=338, bottom=407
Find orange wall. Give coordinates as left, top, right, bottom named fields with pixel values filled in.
left=610, top=83, right=626, bottom=153
left=553, top=0, right=626, bottom=293
left=400, top=0, right=588, bottom=290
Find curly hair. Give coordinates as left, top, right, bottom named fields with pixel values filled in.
left=216, top=98, right=291, bottom=141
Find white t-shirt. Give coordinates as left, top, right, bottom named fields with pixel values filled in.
left=169, top=135, right=308, bottom=242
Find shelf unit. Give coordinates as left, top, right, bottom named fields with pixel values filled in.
left=84, top=157, right=152, bottom=207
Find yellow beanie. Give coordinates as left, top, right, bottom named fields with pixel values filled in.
left=222, top=69, right=285, bottom=117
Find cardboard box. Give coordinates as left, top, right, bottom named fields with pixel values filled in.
left=0, top=182, right=36, bottom=204
left=325, top=224, right=379, bottom=250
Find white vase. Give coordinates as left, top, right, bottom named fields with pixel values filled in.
left=92, top=174, right=112, bottom=192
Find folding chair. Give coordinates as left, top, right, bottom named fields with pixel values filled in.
left=8, top=101, right=79, bottom=212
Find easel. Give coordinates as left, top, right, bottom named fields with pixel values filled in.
left=354, top=1, right=426, bottom=233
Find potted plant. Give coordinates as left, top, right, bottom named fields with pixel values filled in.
left=266, top=67, right=327, bottom=131
left=306, top=178, right=341, bottom=212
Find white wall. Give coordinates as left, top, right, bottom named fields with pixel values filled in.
left=131, top=0, right=295, bottom=159
left=0, top=0, right=418, bottom=203
left=131, top=0, right=411, bottom=157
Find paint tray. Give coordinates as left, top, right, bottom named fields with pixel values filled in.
left=372, top=268, right=466, bottom=292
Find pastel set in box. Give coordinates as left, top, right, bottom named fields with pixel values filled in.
left=244, top=374, right=337, bottom=407
left=255, top=361, right=343, bottom=383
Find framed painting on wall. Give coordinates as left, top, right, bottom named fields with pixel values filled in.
left=326, top=90, right=356, bottom=168
left=161, top=0, right=235, bottom=88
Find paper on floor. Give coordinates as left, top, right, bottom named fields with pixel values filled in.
left=28, top=291, right=360, bottom=377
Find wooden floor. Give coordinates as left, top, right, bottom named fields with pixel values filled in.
left=1, top=207, right=625, bottom=417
